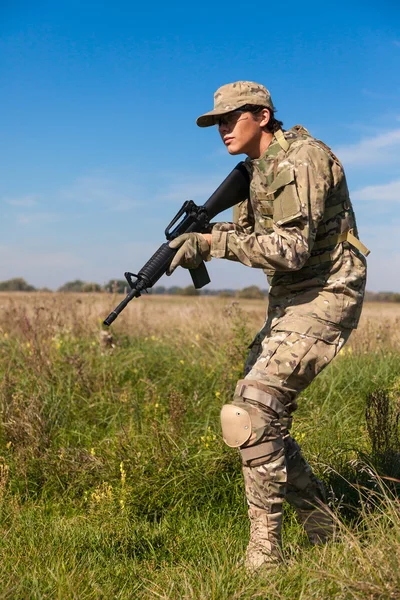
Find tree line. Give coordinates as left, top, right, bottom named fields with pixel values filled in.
left=0, top=277, right=267, bottom=299
left=2, top=277, right=400, bottom=302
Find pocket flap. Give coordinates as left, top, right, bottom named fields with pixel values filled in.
left=266, top=168, right=295, bottom=194
left=257, top=200, right=274, bottom=216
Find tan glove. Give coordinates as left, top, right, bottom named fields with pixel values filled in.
left=167, top=233, right=211, bottom=275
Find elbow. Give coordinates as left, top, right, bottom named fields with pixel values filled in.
left=272, top=249, right=311, bottom=271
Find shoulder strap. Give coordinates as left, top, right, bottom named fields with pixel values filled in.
left=274, top=129, right=290, bottom=152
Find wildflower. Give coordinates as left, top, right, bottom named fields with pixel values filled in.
left=3, top=333, right=8, bottom=339
left=195, top=334, right=200, bottom=341
left=215, top=391, right=221, bottom=398
left=91, top=482, right=113, bottom=504
left=179, top=359, right=185, bottom=365
left=120, top=461, right=126, bottom=487
left=90, top=447, right=96, bottom=456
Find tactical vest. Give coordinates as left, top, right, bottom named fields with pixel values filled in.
left=235, top=126, right=369, bottom=267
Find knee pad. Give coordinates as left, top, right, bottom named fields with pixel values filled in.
left=220, top=404, right=252, bottom=448
left=220, top=402, right=284, bottom=466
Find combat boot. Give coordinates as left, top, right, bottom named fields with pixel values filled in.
left=244, top=507, right=283, bottom=571
left=294, top=504, right=334, bottom=545
left=285, top=436, right=334, bottom=544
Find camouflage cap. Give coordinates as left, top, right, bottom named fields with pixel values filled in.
left=196, top=81, right=275, bottom=128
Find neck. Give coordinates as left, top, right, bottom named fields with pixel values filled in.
left=247, top=131, right=274, bottom=159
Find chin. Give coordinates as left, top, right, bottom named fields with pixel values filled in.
left=226, top=146, right=242, bottom=155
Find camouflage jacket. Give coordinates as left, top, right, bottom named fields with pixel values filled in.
left=210, top=126, right=367, bottom=340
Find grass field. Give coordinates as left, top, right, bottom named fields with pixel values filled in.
left=0, top=293, right=399, bottom=599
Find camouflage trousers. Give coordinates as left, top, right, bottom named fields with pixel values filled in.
left=230, top=324, right=350, bottom=569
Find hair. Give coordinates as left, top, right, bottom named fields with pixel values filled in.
left=239, top=104, right=284, bottom=133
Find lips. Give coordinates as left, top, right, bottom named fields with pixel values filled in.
left=224, top=137, right=233, bottom=145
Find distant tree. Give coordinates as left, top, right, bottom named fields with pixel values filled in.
left=218, top=289, right=235, bottom=298
left=104, top=280, right=128, bottom=294
left=58, top=280, right=86, bottom=292
left=153, top=286, right=166, bottom=295
left=180, top=285, right=199, bottom=296
left=82, top=282, right=102, bottom=292
left=167, top=286, right=183, bottom=295
left=0, top=278, right=36, bottom=291
left=237, top=285, right=265, bottom=300
left=365, top=291, right=400, bottom=303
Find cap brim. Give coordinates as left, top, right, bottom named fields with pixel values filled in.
left=196, top=108, right=232, bottom=128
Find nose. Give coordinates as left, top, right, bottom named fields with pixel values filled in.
left=218, top=122, right=231, bottom=135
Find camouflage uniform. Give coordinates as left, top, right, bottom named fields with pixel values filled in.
left=197, top=82, right=368, bottom=569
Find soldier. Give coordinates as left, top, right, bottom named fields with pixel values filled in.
left=167, top=81, right=368, bottom=569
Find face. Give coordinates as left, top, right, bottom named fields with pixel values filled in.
left=217, top=108, right=271, bottom=159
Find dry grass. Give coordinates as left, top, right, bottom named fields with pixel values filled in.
left=0, top=292, right=399, bottom=352
left=0, top=292, right=400, bottom=598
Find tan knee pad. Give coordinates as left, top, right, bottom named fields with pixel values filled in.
left=220, top=404, right=252, bottom=448
left=220, top=401, right=284, bottom=467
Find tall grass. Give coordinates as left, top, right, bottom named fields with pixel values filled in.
left=0, top=294, right=399, bottom=598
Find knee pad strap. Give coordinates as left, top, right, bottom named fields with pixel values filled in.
left=241, top=438, right=284, bottom=462
left=235, top=380, right=286, bottom=417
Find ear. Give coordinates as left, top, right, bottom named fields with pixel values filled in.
left=259, top=108, right=271, bottom=128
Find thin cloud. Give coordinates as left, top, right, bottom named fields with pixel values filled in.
left=4, top=194, right=39, bottom=207
left=17, top=212, right=63, bottom=225
left=60, top=176, right=143, bottom=212
left=0, top=245, right=85, bottom=269
left=352, top=179, right=400, bottom=202
left=335, top=128, right=400, bottom=166
left=361, top=224, right=400, bottom=291
left=160, top=176, right=224, bottom=203
left=361, top=89, right=400, bottom=101
left=367, top=252, right=400, bottom=292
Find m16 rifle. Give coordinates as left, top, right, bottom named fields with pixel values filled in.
left=103, top=162, right=249, bottom=326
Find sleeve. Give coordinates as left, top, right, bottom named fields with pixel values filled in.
left=211, top=198, right=255, bottom=236
left=210, top=143, right=332, bottom=271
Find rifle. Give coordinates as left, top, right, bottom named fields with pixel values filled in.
left=103, top=162, right=250, bottom=326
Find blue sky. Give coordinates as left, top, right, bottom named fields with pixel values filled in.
left=1, top=0, right=399, bottom=291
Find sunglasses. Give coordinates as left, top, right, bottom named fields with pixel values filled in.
left=217, top=110, right=249, bottom=128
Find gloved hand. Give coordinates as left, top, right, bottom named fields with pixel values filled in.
left=167, top=233, right=211, bottom=275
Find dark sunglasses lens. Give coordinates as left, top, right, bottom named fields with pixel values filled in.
left=217, top=110, right=246, bottom=127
